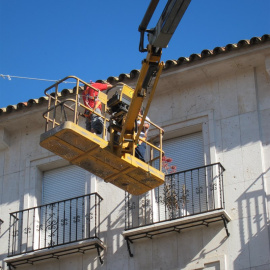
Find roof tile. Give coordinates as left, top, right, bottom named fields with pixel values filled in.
left=61, top=89, right=73, bottom=96
left=130, top=69, right=140, bottom=79
left=119, top=73, right=131, bottom=82
left=237, top=39, right=250, bottom=47
left=201, top=49, right=213, bottom=58
left=177, top=56, right=189, bottom=65
left=17, top=102, right=28, bottom=109
left=262, top=34, right=270, bottom=41
left=107, top=76, right=119, bottom=85
left=164, top=60, right=178, bottom=69
left=250, top=36, right=261, bottom=44
left=212, top=46, right=226, bottom=55
left=225, top=43, right=238, bottom=51
left=189, top=53, right=201, bottom=61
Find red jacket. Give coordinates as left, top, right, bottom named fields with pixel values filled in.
left=82, top=83, right=108, bottom=110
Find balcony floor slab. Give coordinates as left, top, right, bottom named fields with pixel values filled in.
left=123, top=209, right=231, bottom=241
left=5, top=238, right=105, bottom=268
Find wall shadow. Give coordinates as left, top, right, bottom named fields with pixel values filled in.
left=234, top=168, right=270, bottom=269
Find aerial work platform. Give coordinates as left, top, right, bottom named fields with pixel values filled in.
left=40, top=73, right=165, bottom=196
left=39, top=0, right=193, bottom=195
left=40, top=120, right=164, bottom=195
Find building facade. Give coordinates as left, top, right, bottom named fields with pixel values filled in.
left=0, top=34, right=270, bottom=270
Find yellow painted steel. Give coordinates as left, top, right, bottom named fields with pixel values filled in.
left=40, top=121, right=164, bottom=195
left=118, top=45, right=163, bottom=149
left=116, top=84, right=134, bottom=103
left=40, top=63, right=165, bottom=195
left=134, top=62, right=163, bottom=145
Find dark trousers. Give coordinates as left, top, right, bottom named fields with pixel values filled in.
left=135, top=142, right=146, bottom=162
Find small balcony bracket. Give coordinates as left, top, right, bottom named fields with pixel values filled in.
left=7, top=262, right=14, bottom=270
left=125, top=237, right=134, bottom=258
left=96, top=244, right=104, bottom=264
left=221, top=215, right=230, bottom=237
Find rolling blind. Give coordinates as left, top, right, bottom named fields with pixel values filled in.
left=163, top=132, right=204, bottom=172
left=41, top=165, right=90, bottom=247
left=42, top=165, right=87, bottom=204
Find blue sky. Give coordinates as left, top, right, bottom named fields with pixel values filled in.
left=0, top=0, right=269, bottom=108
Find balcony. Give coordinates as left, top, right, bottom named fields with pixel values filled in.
left=123, top=163, right=230, bottom=256
left=6, top=193, right=104, bottom=268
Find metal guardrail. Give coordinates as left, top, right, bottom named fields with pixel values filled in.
left=42, top=76, right=109, bottom=141
left=8, top=193, right=103, bottom=257
left=41, top=75, right=165, bottom=170
left=125, top=163, right=225, bottom=230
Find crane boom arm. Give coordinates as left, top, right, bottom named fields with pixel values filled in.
left=139, top=0, right=191, bottom=52
left=118, top=46, right=163, bottom=148
left=118, top=0, right=191, bottom=149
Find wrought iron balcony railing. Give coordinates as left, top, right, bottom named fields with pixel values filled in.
left=8, top=193, right=103, bottom=257
left=125, top=163, right=225, bottom=230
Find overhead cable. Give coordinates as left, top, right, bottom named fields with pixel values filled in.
left=0, top=74, right=76, bottom=83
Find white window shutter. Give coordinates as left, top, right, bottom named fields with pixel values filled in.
left=42, top=165, right=88, bottom=205
left=40, top=165, right=92, bottom=248
left=163, top=132, right=204, bottom=173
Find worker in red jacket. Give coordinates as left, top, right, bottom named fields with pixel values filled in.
left=82, top=81, right=112, bottom=135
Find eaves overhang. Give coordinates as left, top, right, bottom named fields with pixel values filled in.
left=1, top=34, right=269, bottom=117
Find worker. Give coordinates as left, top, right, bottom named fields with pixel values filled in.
left=135, top=110, right=150, bottom=162
left=82, top=81, right=112, bottom=135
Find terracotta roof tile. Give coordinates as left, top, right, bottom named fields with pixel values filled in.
left=17, top=102, right=28, bottom=110
left=0, top=96, right=49, bottom=115
left=164, top=60, right=178, bottom=69
left=201, top=49, right=213, bottom=58
left=262, top=34, right=270, bottom=41
left=189, top=53, right=201, bottom=61
left=212, top=46, right=226, bottom=55
left=1, top=34, right=269, bottom=115
left=28, top=99, right=39, bottom=105
left=237, top=39, right=250, bottom=47
left=119, top=73, right=131, bottom=82
left=225, top=43, right=238, bottom=51
left=177, top=57, right=190, bottom=65
left=38, top=96, right=49, bottom=103
left=6, top=105, right=17, bottom=113
left=250, top=36, right=261, bottom=44
left=107, top=76, right=119, bottom=85
left=61, top=89, right=73, bottom=96
left=0, top=108, right=6, bottom=114
left=130, top=69, right=140, bottom=79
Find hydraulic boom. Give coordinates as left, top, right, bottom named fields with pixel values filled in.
left=40, top=0, right=192, bottom=195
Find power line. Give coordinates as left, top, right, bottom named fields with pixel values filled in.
left=0, top=74, right=76, bottom=83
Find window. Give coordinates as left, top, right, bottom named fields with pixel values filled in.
left=154, top=132, right=205, bottom=221
left=188, top=256, right=226, bottom=270
left=40, top=165, right=93, bottom=247
left=162, top=132, right=204, bottom=172
left=7, top=155, right=104, bottom=262
left=42, top=165, right=89, bottom=204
